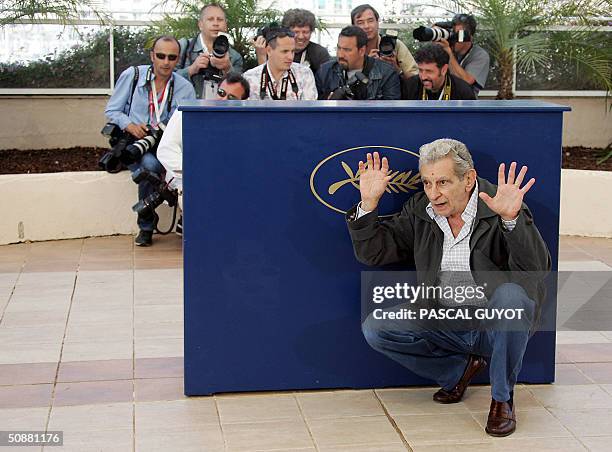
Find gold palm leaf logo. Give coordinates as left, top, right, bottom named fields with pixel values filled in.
left=328, top=161, right=421, bottom=195
left=310, top=145, right=420, bottom=216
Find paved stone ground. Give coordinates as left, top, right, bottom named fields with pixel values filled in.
left=0, top=235, right=611, bottom=451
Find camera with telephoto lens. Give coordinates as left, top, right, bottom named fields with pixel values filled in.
left=413, top=21, right=471, bottom=44
left=98, top=123, right=133, bottom=173
left=131, top=168, right=179, bottom=217
left=124, top=127, right=163, bottom=163
left=199, top=33, right=230, bottom=82
left=329, top=72, right=370, bottom=100
left=379, top=30, right=399, bottom=57
left=99, top=124, right=163, bottom=173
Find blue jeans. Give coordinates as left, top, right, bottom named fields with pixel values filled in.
left=362, top=283, right=536, bottom=402
left=128, top=152, right=165, bottom=232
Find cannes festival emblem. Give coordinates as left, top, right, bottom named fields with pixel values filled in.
left=310, top=145, right=421, bottom=215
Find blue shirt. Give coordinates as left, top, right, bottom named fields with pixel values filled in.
left=105, top=65, right=196, bottom=130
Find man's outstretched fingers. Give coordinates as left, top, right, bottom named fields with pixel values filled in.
left=373, top=152, right=381, bottom=171
left=520, top=177, right=536, bottom=194
left=514, top=165, right=528, bottom=186
left=479, top=192, right=493, bottom=205
left=498, top=163, right=506, bottom=186
left=381, top=156, right=389, bottom=174
left=507, top=161, right=517, bottom=185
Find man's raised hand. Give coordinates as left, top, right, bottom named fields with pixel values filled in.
left=478, top=162, right=536, bottom=221
left=359, top=152, right=392, bottom=212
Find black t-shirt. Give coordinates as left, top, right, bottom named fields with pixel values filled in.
left=294, top=41, right=331, bottom=74
left=401, top=73, right=476, bottom=100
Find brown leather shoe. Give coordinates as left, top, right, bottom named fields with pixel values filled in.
left=485, top=399, right=516, bottom=437
left=433, top=355, right=487, bottom=404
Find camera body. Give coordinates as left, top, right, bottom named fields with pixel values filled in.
left=199, top=34, right=230, bottom=82
left=329, top=72, right=370, bottom=100
left=131, top=167, right=179, bottom=217
left=413, top=22, right=471, bottom=44
left=99, top=123, right=163, bottom=173
left=379, top=30, right=399, bottom=57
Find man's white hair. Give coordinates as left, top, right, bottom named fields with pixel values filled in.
left=418, top=138, right=474, bottom=179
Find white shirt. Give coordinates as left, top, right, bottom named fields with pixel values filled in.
left=243, top=62, right=318, bottom=100
left=198, top=35, right=220, bottom=100
left=156, top=110, right=183, bottom=192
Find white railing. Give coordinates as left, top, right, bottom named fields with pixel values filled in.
left=0, top=17, right=609, bottom=97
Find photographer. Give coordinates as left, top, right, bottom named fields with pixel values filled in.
left=254, top=9, right=330, bottom=76
left=432, top=14, right=490, bottom=95
left=104, top=35, right=196, bottom=247
left=176, top=3, right=244, bottom=99
left=157, top=73, right=250, bottom=205
left=315, top=26, right=401, bottom=100
left=402, top=44, right=476, bottom=100
left=351, top=4, right=418, bottom=80
left=243, top=27, right=318, bottom=101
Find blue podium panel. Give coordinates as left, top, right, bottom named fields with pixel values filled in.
left=181, top=100, right=569, bottom=396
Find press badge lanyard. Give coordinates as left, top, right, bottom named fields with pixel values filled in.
left=147, top=67, right=174, bottom=127
left=421, top=74, right=452, bottom=100
left=299, top=50, right=310, bottom=68
left=259, top=64, right=299, bottom=100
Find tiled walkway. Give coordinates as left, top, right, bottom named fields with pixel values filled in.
left=0, top=235, right=611, bottom=451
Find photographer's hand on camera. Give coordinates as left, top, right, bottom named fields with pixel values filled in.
left=380, top=53, right=401, bottom=73
left=434, top=37, right=452, bottom=56
left=434, top=36, right=478, bottom=87
left=253, top=36, right=267, bottom=65
left=187, top=52, right=211, bottom=77
left=125, top=123, right=149, bottom=140
left=209, top=52, right=231, bottom=72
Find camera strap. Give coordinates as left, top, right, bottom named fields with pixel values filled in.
left=125, top=66, right=140, bottom=116
left=180, top=36, right=198, bottom=69
left=259, top=64, right=299, bottom=100
left=421, top=74, right=452, bottom=100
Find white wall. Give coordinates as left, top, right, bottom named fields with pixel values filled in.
left=0, top=96, right=609, bottom=150
left=0, top=171, right=174, bottom=245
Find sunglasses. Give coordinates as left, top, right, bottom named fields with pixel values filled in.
left=154, top=52, right=178, bottom=61
left=266, top=29, right=296, bottom=42
left=217, top=88, right=241, bottom=100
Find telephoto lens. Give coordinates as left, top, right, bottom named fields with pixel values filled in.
left=412, top=26, right=451, bottom=42
left=125, top=135, right=157, bottom=163
left=132, top=184, right=179, bottom=217
left=211, top=34, right=230, bottom=58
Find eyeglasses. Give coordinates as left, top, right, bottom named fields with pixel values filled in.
left=217, top=88, right=240, bottom=100
left=155, top=52, right=178, bottom=61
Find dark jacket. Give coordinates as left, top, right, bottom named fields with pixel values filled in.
left=294, top=41, right=331, bottom=75
left=176, top=36, right=243, bottom=99
left=401, top=73, right=476, bottom=100
left=347, top=177, right=551, bottom=327
left=315, top=56, right=401, bottom=100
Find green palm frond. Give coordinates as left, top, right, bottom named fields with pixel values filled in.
left=0, top=0, right=108, bottom=27
left=455, top=0, right=611, bottom=98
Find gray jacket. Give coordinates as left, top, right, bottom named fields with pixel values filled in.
left=176, top=36, right=243, bottom=98
left=346, top=177, right=551, bottom=326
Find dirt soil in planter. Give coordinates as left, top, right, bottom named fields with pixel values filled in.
left=0, top=147, right=108, bottom=174
left=0, top=145, right=610, bottom=174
